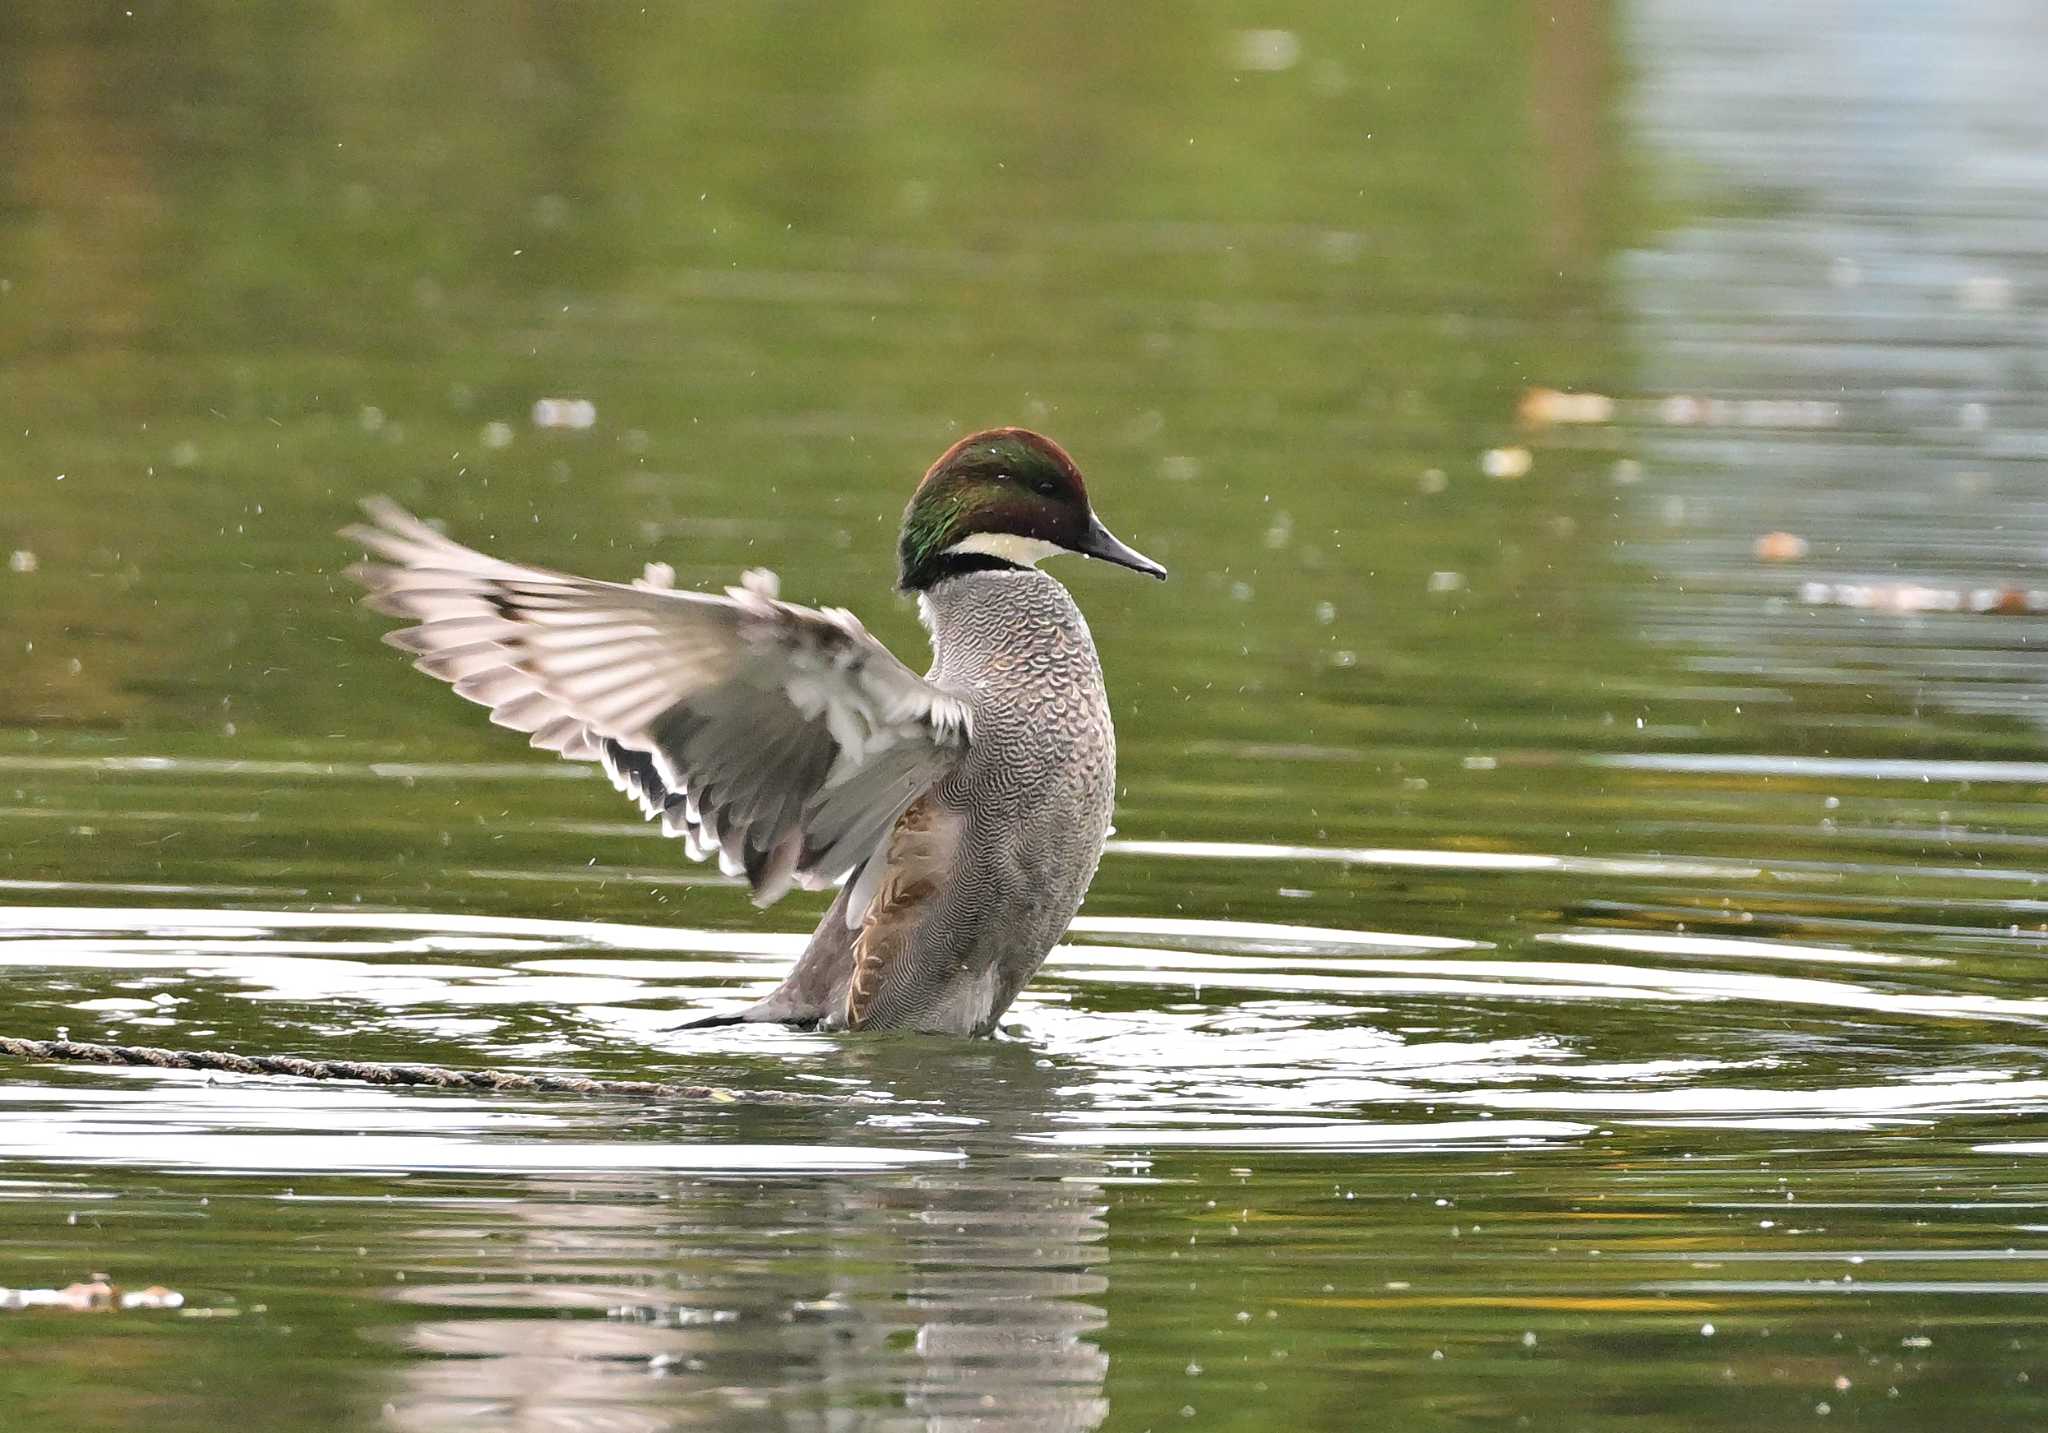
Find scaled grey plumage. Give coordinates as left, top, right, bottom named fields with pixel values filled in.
left=745, top=569, right=1117, bottom=1035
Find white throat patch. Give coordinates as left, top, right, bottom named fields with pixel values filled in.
left=941, top=532, right=1066, bottom=567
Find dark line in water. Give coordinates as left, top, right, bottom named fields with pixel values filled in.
left=0, top=1036, right=836, bottom=1105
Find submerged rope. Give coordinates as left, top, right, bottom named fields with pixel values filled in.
left=0, top=1036, right=820, bottom=1104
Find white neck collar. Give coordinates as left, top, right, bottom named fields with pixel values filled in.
left=940, top=532, right=1066, bottom=567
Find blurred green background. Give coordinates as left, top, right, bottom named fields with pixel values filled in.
left=1, top=0, right=1623, bottom=752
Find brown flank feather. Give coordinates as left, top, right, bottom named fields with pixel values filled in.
left=844, top=794, right=958, bottom=1030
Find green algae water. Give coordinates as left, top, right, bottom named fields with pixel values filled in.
left=6, top=2, right=2048, bottom=1427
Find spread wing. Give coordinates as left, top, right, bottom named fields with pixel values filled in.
left=340, top=498, right=970, bottom=907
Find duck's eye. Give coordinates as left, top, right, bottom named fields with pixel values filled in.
left=1030, top=477, right=1059, bottom=497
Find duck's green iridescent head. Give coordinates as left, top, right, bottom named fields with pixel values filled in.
left=897, top=428, right=1167, bottom=592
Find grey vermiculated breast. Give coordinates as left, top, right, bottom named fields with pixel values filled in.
left=915, top=569, right=1119, bottom=1027
left=748, top=568, right=1117, bottom=1036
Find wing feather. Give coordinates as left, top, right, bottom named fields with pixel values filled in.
left=342, top=499, right=969, bottom=908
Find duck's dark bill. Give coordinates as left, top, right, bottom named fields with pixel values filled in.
left=1077, top=515, right=1168, bottom=580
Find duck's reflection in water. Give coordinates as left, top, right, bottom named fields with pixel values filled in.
left=847, top=1163, right=1108, bottom=1432
left=379, top=1038, right=1108, bottom=1432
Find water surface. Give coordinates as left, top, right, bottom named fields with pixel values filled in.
left=5, top=2, right=2048, bottom=1428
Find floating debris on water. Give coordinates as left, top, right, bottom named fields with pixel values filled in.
left=1518, top=387, right=1616, bottom=427
left=1480, top=446, right=1532, bottom=480
left=531, top=397, right=598, bottom=430
left=1426, top=570, right=1467, bottom=594
left=1513, top=389, right=1837, bottom=430
left=480, top=420, right=515, bottom=450
left=1797, top=581, right=2047, bottom=616
left=1, top=1280, right=185, bottom=1313
left=1752, top=531, right=1809, bottom=561
left=1656, top=395, right=1839, bottom=428
left=7, top=550, right=36, bottom=574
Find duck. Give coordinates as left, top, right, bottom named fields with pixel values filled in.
left=342, top=428, right=1166, bottom=1035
